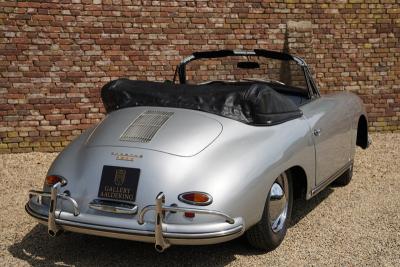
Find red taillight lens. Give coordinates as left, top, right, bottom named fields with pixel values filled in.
left=45, top=175, right=65, bottom=186
left=178, top=192, right=212, bottom=206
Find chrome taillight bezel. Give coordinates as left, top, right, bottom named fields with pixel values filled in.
left=178, top=191, right=213, bottom=206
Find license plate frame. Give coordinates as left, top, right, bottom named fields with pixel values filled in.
left=98, top=165, right=140, bottom=202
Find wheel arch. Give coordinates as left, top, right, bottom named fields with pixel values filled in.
left=286, top=165, right=308, bottom=200
left=356, top=115, right=369, bottom=149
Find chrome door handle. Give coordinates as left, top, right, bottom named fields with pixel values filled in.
left=313, top=128, right=321, bottom=136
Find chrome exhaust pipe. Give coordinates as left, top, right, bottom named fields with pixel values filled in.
left=48, top=229, right=63, bottom=237
left=155, top=244, right=165, bottom=253
left=154, top=192, right=170, bottom=252
left=48, top=182, right=61, bottom=237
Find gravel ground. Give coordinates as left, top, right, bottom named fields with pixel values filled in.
left=0, top=133, right=399, bottom=266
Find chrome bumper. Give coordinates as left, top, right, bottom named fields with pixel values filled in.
left=26, top=184, right=244, bottom=251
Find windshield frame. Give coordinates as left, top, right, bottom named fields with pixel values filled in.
left=173, top=49, right=318, bottom=99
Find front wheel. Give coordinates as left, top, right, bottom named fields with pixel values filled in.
left=246, top=172, right=293, bottom=251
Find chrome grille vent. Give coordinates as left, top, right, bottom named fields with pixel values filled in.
left=119, top=110, right=174, bottom=143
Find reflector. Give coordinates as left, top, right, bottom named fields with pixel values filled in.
left=184, top=212, right=195, bottom=218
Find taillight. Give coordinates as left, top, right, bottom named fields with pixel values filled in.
left=45, top=175, right=67, bottom=186
left=178, top=192, right=212, bottom=206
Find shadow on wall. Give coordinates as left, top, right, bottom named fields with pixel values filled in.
left=8, top=187, right=333, bottom=266
left=279, top=28, right=292, bottom=86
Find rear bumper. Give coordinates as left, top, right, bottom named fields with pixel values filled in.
left=25, top=186, right=244, bottom=249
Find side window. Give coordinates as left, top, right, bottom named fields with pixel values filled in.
left=304, top=67, right=320, bottom=98
left=279, top=61, right=308, bottom=91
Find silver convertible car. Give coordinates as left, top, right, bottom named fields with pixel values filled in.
left=26, top=49, right=369, bottom=252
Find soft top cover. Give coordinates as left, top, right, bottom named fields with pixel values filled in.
left=101, top=79, right=302, bottom=126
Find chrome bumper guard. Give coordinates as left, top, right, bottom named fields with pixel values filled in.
left=138, top=192, right=235, bottom=252
left=29, top=182, right=80, bottom=236
left=27, top=186, right=237, bottom=252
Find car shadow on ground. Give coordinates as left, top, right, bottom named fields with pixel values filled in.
left=8, top=187, right=333, bottom=266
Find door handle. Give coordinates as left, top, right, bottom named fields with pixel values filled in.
left=313, top=128, right=321, bottom=136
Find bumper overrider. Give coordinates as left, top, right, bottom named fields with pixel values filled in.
left=26, top=183, right=244, bottom=252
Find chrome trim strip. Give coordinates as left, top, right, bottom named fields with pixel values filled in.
left=232, top=50, right=256, bottom=56
left=59, top=219, right=244, bottom=241
left=164, top=225, right=244, bottom=239
left=311, top=160, right=353, bottom=196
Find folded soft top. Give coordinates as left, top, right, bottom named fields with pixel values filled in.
left=101, top=79, right=302, bottom=126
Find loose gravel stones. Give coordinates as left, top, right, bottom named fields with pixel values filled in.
left=0, top=133, right=399, bottom=266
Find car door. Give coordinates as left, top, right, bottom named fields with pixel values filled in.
left=300, top=96, right=353, bottom=186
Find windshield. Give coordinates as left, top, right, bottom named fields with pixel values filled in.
left=185, top=55, right=308, bottom=92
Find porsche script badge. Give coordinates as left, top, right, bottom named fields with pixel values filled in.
left=111, top=152, right=143, bottom=161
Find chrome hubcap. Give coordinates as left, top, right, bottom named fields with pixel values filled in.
left=269, top=173, right=289, bottom=233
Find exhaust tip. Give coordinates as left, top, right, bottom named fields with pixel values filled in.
left=48, top=230, right=56, bottom=237
left=48, top=230, right=62, bottom=237
left=155, top=244, right=164, bottom=253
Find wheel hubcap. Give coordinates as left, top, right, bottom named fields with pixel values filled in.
left=269, top=173, right=289, bottom=233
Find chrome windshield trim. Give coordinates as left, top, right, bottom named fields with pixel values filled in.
left=233, top=50, right=256, bottom=56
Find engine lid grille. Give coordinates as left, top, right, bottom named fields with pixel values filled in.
left=119, top=110, right=174, bottom=143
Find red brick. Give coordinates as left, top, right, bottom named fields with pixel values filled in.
left=45, top=114, right=65, bottom=121
left=0, top=2, right=398, bottom=153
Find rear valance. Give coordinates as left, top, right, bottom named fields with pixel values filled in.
left=101, top=79, right=302, bottom=126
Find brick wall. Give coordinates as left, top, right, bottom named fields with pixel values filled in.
left=0, top=1, right=399, bottom=153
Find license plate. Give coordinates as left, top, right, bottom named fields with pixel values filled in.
left=98, top=165, right=140, bottom=202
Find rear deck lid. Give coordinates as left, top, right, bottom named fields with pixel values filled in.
left=85, top=107, right=222, bottom=157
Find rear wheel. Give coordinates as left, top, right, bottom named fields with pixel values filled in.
left=246, top=172, right=293, bottom=251
left=333, top=163, right=353, bottom=186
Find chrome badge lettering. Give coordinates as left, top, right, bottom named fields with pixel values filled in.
left=111, top=152, right=143, bottom=161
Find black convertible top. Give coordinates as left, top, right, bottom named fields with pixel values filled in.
left=101, top=79, right=303, bottom=126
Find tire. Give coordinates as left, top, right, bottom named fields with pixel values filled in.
left=333, top=163, right=353, bottom=186
left=246, top=172, right=293, bottom=251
